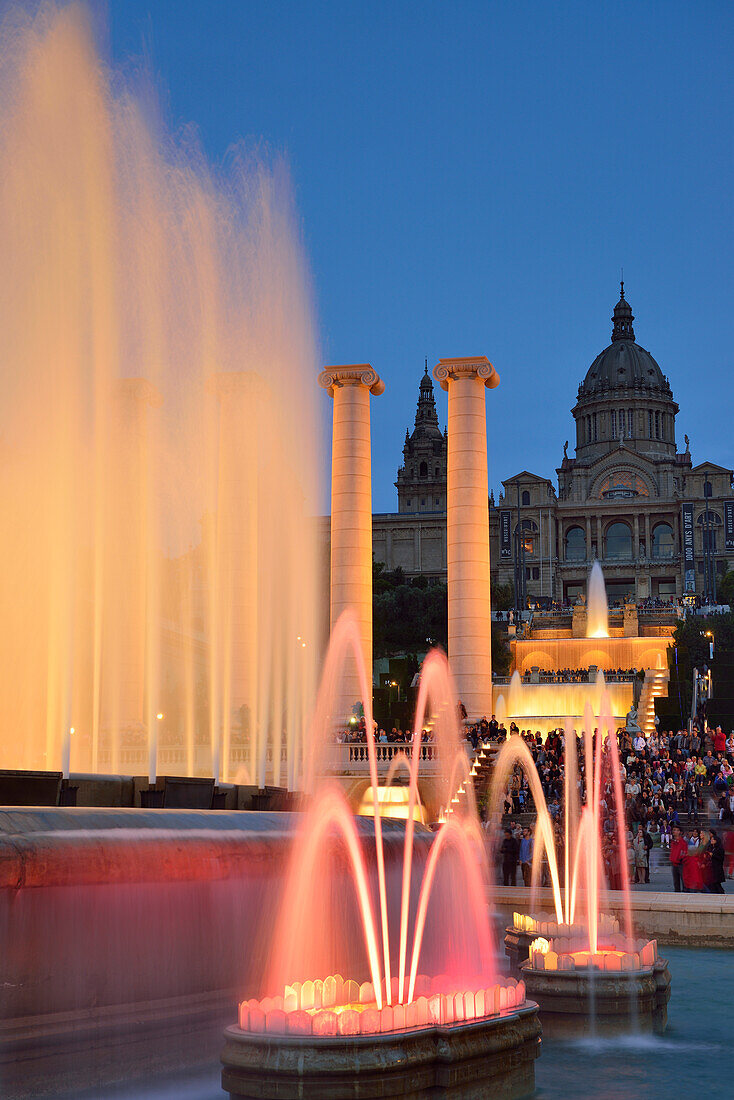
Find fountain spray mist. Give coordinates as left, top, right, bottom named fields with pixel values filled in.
left=0, top=3, right=323, bottom=782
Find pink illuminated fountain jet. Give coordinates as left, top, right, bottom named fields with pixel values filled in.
left=489, top=697, right=670, bottom=1034
left=221, top=611, right=541, bottom=1099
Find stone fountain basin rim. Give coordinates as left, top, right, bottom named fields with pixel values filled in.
left=520, top=959, right=657, bottom=976
left=224, top=1001, right=539, bottom=1047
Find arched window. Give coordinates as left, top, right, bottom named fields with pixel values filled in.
left=605, top=521, right=632, bottom=559
left=521, top=490, right=530, bottom=506
left=419, top=461, right=428, bottom=477
left=652, top=523, right=675, bottom=559
left=565, top=526, right=586, bottom=562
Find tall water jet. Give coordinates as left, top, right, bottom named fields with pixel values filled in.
left=223, top=612, right=541, bottom=1099
left=586, top=561, right=610, bottom=638
left=0, top=2, right=322, bottom=783
left=491, top=711, right=671, bottom=1035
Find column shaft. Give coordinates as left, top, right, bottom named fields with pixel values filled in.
left=434, top=357, right=499, bottom=721
left=331, top=382, right=373, bottom=675
left=320, top=365, right=383, bottom=717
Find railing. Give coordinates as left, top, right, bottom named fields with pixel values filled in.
left=493, top=672, right=636, bottom=686
left=95, top=744, right=289, bottom=772
left=637, top=608, right=679, bottom=621
left=325, top=742, right=442, bottom=775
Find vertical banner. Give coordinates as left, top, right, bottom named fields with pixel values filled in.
left=500, top=510, right=512, bottom=559
left=682, top=502, right=695, bottom=593
left=725, top=499, right=734, bottom=552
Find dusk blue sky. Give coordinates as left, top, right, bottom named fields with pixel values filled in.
left=108, top=0, right=734, bottom=513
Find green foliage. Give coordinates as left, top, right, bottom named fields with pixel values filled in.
left=669, top=611, right=734, bottom=721
left=372, top=557, right=514, bottom=675
left=719, top=570, right=734, bottom=607
left=491, top=623, right=512, bottom=676
left=491, top=578, right=514, bottom=612
left=373, top=567, right=448, bottom=657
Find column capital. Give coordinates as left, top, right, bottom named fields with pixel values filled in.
left=433, top=356, right=500, bottom=392
left=318, top=363, right=384, bottom=398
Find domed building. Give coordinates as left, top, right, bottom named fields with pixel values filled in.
left=495, top=283, right=732, bottom=605
left=370, top=284, right=733, bottom=606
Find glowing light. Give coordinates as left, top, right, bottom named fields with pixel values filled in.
left=356, top=785, right=425, bottom=823
left=236, top=973, right=525, bottom=1036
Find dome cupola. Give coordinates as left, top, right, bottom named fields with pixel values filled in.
left=571, top=283, right=678, bottom=459
left=611, top=281, right=635, bottom=341
left=577, top=283, right=673, bottom=401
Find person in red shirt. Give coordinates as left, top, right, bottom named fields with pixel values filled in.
left=669, top=824, right=688, bottom=892
left=714, top=726, right=726, bottom=754
left=682, top=830, right=705, bottom=892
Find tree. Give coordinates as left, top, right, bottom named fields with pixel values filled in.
left=372, top=557, right=513, bottom=675
left=668, top=612, right=734, bottom=726
left=719, top=570, right=734, bottom=608
left=491, top=578, right=514, bottom=612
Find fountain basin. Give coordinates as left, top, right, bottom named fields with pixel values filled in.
left=0, top=808, right=429, bottom=1099
left=505, top=924, right=540, bottom=975
left=520, top=956, right=670, bottom=1037
left=221, top=1002, right=541, bottom=1099
left=504, top=912, right=621, bottom=973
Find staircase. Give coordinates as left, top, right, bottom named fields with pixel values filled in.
left=446, top=743, right=497, bottom=818
left=638, top=667, right=670, bottom=737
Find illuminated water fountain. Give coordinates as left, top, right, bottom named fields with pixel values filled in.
left=499, top=563, right=670, bottom=734
left=490, top=702, right=671, bottom=1035
left=221, top=612, right=541, bottom=1100
left=586, top=560, right=610, bottom=638
left=0, top=2, right=321, bottom=789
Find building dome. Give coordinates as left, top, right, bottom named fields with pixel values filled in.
left=578, top=283, right=672, bottom=401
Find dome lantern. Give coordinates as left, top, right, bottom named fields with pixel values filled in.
left=611, top=280, right=635, bottom=342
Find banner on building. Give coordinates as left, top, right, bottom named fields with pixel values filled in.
left=682, top=502, right=695, bottom=592
left=500, top=510, right=512, bottom=558
left=725, top=500, right=734, bottom=552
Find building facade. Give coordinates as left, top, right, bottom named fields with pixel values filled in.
left=371, top=285, right=734, bottom=603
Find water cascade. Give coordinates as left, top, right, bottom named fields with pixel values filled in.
left=0, top=3, right=322, bottom=786
left=586, top=561, right=610, bottom=638
left=267, top=610, right=496, bottom=1007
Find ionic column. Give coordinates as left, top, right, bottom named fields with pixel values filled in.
left=319, top=365, right=384, bottom=714
left=433, top=356, right=500, bottom=720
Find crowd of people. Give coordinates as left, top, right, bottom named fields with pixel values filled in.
left=334, top=717, right=435, bottom=744
left=486, top=720, right=734, bottom=893
left=519, top=667, right=637, bottom=684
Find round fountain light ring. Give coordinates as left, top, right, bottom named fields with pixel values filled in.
left=236, top=973, right=526, bottom=1036
left=524, top=935, right=659, bottom=974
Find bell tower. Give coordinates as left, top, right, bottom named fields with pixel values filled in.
left=395, top=362, right=447, bottom=513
